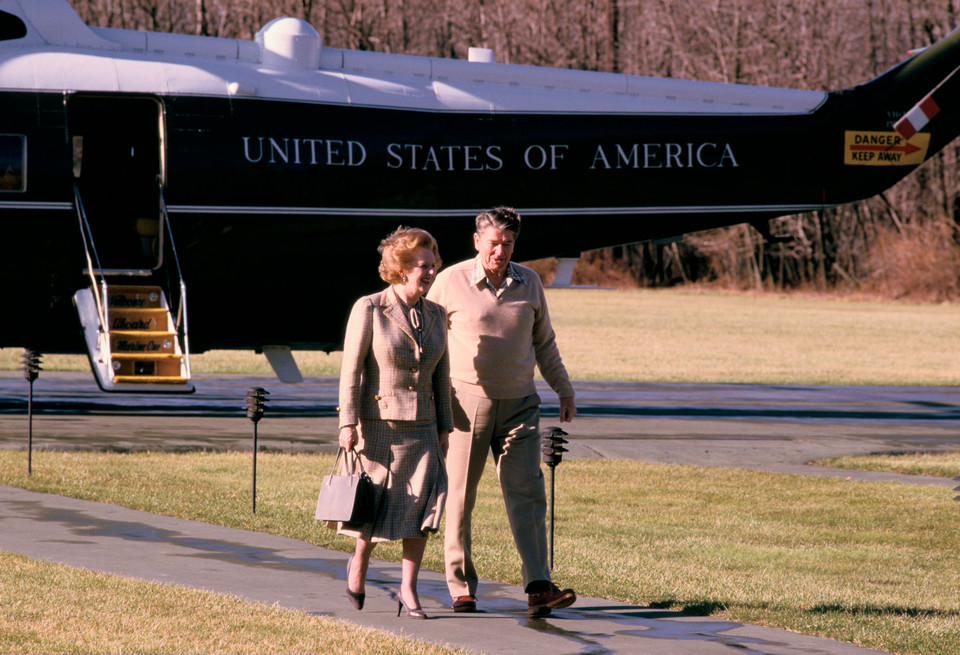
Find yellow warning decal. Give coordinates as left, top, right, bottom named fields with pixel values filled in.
left=844, top=131, right=929, bottom=166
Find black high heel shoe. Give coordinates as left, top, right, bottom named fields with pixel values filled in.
left=397, top=591, right=426, bottom=620
left=345, top=556, right=365, bottom=610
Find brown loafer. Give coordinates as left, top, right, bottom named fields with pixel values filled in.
left=528, top=584, right=576, bottom=616
left=451, top=595, right=477, bottom=612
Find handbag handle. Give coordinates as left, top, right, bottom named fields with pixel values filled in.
left=330, top=446, right=367, bottom=477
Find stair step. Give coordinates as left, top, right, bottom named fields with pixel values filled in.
left=108, top=308, right=168, bottom=332
left=113, top=375, right=191, bottom=385
left=110, top=332, right=177, bottom=354
left=106, top=285, right=163, bottom=309
left=111, top=353, right=184, bottom=378
left=110, top=352, right=182, bottom=361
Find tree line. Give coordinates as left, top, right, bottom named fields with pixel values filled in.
left=68, top=0, right=960, bottom=299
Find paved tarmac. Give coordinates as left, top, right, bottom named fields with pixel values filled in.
left=2, top=372, right=958, bottom=653
left=3, top=372, right=958, bottom=487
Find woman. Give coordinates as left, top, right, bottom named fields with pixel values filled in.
left=335, top=226, right=451, bottom=620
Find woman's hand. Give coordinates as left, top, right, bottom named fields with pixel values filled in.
left=438, top=430, right=450, bottom=459
left=339, top=425, right=359, bottom=451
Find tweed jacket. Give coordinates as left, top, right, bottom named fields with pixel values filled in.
left=338, top=288, right=453, bottom=432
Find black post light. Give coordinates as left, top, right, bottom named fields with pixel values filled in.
left=540, top=426, right=569, bottom=571
left=245, top=387, right=269, bottom=514
left=20, top=350, right=42, bottom=476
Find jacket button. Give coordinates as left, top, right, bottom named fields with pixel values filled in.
left=408, top=386, right=415, bottom=391
left=374, top=395, right=381, bottom=401
left=411, top=367, right=418, bottom=373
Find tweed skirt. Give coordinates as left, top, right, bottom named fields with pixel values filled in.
left=335, top=418, right=447, bottom=542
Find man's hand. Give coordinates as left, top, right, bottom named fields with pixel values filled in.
left=438, top=430, right=450, bottom=458
left=559, top=396, right=576, bottom=423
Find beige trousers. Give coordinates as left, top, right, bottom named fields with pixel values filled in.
left=444, top=387, right=550, bottom=597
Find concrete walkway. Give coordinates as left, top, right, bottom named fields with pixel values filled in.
left=0, top=484, right=891, bottom=655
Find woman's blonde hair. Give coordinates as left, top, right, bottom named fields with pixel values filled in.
left=378, top=226, right=441, bottom=284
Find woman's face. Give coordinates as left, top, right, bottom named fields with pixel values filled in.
left=400, top=246, right=438, bottom=297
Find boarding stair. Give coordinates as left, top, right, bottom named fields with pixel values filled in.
left=72, top=182, right=193, bottom=392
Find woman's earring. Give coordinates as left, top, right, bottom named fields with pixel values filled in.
left=401, top=274, right=408, bottom=282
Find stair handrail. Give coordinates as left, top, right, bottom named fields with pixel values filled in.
left=73, top=183, right=110, bottom=348
left=158, top=185, right=191, bottom=379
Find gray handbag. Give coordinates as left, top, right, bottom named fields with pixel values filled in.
left=315, top=447, right=375, bottom=524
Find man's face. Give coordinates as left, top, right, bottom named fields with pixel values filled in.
left=474, top=226, right=516, bottom=277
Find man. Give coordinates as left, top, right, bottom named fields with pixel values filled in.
left=428, top=206, right=577, bottom=617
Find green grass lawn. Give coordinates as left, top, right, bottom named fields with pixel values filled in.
left=1, top=451, right=958, bottom=655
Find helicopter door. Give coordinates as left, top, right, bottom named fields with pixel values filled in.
left=69, top=95, right=164, bottom=272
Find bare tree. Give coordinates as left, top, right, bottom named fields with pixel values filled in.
left=604, top=0, right=619, bottom=72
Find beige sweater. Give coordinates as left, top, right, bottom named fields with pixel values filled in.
left=428, top=257, right=574, bottom=400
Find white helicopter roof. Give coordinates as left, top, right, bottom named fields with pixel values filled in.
left=0, top=0, right=827, bottom=115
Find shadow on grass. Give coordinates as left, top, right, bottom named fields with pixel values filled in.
left=95, top=444, right=286, bottom=454
left=649, top=598, right=960, bottom=620
left=648, top=599, right=730, bottom=616
left=809, top=603, right=960, bottom=618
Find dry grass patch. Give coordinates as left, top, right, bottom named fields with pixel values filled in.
left=0, top=552, right=464, bottom=655
left=0, top=349, right=342, bottom=376
left=545, top=288, right=960, bottom=384
left=816, top=451, right=960, bottom=479
left=3, top=288, right=959, bottom=385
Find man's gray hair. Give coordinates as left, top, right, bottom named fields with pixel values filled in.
left=475, top=206, right=521, bottom=237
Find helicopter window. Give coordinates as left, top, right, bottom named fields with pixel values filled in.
left=0, top=11, right=26, bottom=41
left=0, top=135, right=26, bottom=192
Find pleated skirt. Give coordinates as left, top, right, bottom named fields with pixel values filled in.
left=335, top=418, right=447, bottom=542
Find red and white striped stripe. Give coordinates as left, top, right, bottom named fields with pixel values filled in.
left=894, top=64, right=959, bottom=140
left=895, top=95, right=940, bottom=139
